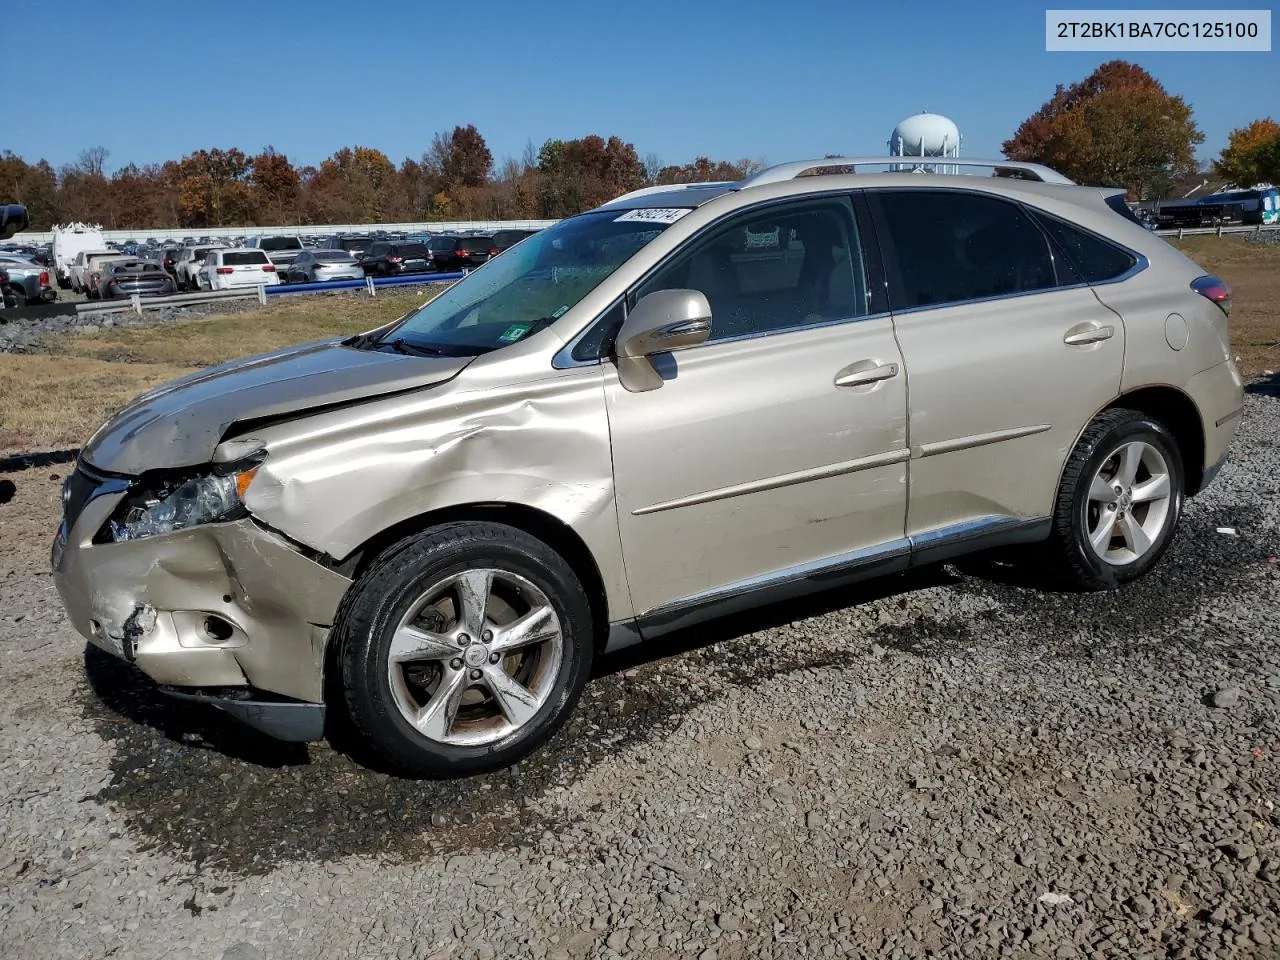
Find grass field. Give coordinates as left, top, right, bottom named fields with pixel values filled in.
left=0, top=290, right=433, bottom=456
left=0, top=238, right=1277, bottom=459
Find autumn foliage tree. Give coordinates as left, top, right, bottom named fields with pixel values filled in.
left=176, top=148, right=254, bottom=227
left=1215, top=118, right=1280, bottom=188
left=1003, top=61, right=1203, bottom=198
left=2, top=127, right=765, bottom=230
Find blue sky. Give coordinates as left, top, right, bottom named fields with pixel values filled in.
left=7, top=0, right=1276, bottom=173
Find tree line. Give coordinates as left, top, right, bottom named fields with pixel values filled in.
left=4, top=62, right=1279, bottom=231
left=0, top=125, right=760, bottom=231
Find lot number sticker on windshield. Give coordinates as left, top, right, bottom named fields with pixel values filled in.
left=613, top=208, right=692, bottom=224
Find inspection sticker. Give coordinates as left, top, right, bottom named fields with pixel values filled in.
left=498, top=322, right=533, bottom=343
left=613, top=208, right=692, bottom=224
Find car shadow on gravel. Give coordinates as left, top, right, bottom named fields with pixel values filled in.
left=80, top=504, right=1273, bottom=876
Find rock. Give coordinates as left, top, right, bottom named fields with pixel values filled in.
left=717, top=913, right=741, bottom=932
left=605, top=930, right=628, bottom=951
left=430, top=813, right=448, bottom=828
left=744, top=736, right=763, bottom=751
left=1210, top=687, right=1242, bottom=709
left=698, top=950, right=718, bottom=960
left=219, top=945, right=263, bottom=960
left=1221, top=842, right=1257, bottom=861
left=806, top=811, right=825, bottom=830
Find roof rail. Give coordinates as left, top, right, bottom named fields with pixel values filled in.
left=597, top=181, right=738, bottom=209
left=738, top=158, right=1075, bottom=188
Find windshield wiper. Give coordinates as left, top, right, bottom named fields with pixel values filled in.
left=387, top=338, right=448, bottom=357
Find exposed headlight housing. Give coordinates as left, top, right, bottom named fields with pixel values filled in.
left=105, top=461, right=260, bottom=543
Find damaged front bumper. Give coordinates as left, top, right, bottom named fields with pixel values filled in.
left=52, top=464, right=352, bottom=740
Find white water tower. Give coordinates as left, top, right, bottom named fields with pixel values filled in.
left=888, top=112, right=962, bottom=174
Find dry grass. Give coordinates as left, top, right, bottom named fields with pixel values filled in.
left=1172, top=236, right=1280, bottom=377
left=0, top=289, right=437, bottom=458
left=41, top=289, right=435, bottom=367
left=0, top=353, right=194, bottom=455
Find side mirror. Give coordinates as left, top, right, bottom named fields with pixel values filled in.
left=615, top=289, right=712, bottom=392
left=0, top=204, right=29, bottom=241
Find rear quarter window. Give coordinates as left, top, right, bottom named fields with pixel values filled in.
left=1033, top=213, right=1137, bottom=283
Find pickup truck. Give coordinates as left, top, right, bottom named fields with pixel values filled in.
left=0, top=254, right=58, bottom=305
left=244, top=236, right=305, bottom=280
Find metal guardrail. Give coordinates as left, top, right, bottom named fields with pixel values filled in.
left=74, top=271, right=465, bottom=316
left=1154, top=223, right=1279, bottom=238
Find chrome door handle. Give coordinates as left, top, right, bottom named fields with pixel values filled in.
left=1063, top=323, right=1115, bottom=346
left=834, top=361, right=899, bottom=388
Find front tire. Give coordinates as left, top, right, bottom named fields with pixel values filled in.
left=337, top=522, right=594, bottom=777
left=1046, top=408, right=1184, bottom=591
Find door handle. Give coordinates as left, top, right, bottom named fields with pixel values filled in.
left=1063, top=323, right=1115, bottom=346
left=834, top=361, right=900, bottom=388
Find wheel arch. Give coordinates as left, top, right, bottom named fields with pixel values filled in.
left=1101, top=385, right=1206, bottom=495
left=338, top=501, right=612, bottom=651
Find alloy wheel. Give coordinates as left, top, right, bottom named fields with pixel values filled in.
left=386, top=569, right=563, bottom=746
left=1084, top=440, right=1173, bottom=565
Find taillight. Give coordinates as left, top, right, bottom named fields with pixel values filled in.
left=39, top=271, right=49, bottom=286
left=262, top=264, right=276, bottom=272
left=488, top=248, right=500, bottom=256
left=216, top=267, right=234, bottom=275
left=1191, top=275, right=1231, bottom=315
left=387, top=256, right=402, bottom=263
left=457, top=249, right=471, bottom=257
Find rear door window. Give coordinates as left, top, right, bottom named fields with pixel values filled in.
left=872, top=190, right=1058, bottom=309
left=398, top=243, right=429, bottom=259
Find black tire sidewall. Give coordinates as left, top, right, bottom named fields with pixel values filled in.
left=1063, top=415, right=1184, bottom=588
left=340, top=524, right=593, bottom=777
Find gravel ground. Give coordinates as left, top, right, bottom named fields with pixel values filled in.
left=1243, top=229, right=1280, bottom=248
left=1, top=389, right=1277, bottom=960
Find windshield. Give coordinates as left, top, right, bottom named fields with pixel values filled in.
left=260, top=237, right=303, bottom=251
left=375, top=209, right=681, bottom=356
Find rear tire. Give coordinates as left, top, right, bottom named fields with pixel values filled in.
left=1045, top=408, right=1184, bottom=591
left=337, top=522, right=594, bottom=778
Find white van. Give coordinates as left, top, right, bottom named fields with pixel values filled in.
left=51, top=223, right=108, bottom=288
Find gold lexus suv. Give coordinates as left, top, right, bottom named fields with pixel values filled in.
left=53, top=159, right=1244, bottom=776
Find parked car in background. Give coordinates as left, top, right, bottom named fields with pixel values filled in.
left=99, top=261, right=177, bottom=299
left=175, top=245, right=226, bottom=290
left=491, top=228, right=539, bottom=254
left=285, top=250, right=365, bottom=283
left=51, top=223, right=107, bottom=288
left=69, top=249, right=116, bottom=293
left=0, top=255, right=56, bottom=305
left=196, top=248, right=280, bottom=290
left=245, top=236, right=306, bottom=279
left=159, top=246, right=182, bottom=283
left=324, top=235, right=375, bottom=261
left=78, top=252, right=130, bottom=298
left=427, top=234, right=496, bottom=271
left=359, top=240, right=435, bottom=276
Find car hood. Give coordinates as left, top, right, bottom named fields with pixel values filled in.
left=81, top=339, right=472, bottom=475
